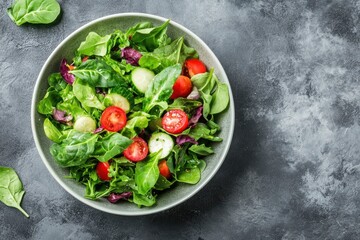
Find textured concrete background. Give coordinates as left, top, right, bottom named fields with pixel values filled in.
left=1, top=0, right=360, bottom=239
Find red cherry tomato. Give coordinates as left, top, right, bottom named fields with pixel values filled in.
left=158, top=160, right=171, bottom=179
left=184, top=58, right=207, bottom=77
left=162, top=109, right=189, bottom=134
left=123, top=136, right=149, bottom=162
left=96, top=161, right=111, bottom=181
left=100, top=106, right=127, bottom=132
left=170, top=75, right=193, bottom=99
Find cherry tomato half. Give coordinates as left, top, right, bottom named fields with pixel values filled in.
left=170, top=75, right=192, bottom=99
left=96, top=161, right=111, bottom=181
left=162, top=109, right=189, bottom=134
left=184, top=58, right=207, bottom=77
left=100, top=106, right=127, bottom=132
left=123, top=136, right=149, bottom=162
left=158, top=160, right=171, bottom=179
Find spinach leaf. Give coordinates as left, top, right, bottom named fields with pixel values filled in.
left=210, top=82, right=229, bottom=114
left=50, top=131, right=98, bottom=167
left=143, top=64, right=182, bottom=114
left=70, top=59, right=126, bottom=87
left=43, top=118, right=62, bottom=143
left=177, top=167, right=201, bottom=184
left=77, top=32, right=111, bottom=57
left=48, top=73, right=67, bottom=91
left=135, top=151, right=162, bottom=195
left=73, top=78, right=105, bottom=110
left=154, top=175, right=173, bottom=191
left=7, top=0, right=61, bottom=26
left=0, top=167, right=29, bottom=217
left=92, top=133, right=132, bottom=162
left=133, top=191, right=156, bottom=207
left=189, top=144, right=214, bottom=156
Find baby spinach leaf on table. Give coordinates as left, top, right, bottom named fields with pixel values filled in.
left=77, top=32, right=111, bottom=57
left=69, top=59, right=126, bottom=87
left=189, top=144, right=214, bottom=156
left=177, top=167, right=201, bottom=184
left=0, top=166, right=29, bottom=217
left=210, top=82, right=229, bottom=114
left=73, top=79, right=105, bottom=110
left=7, top=0, right=61, bottom=26
left=135, top=151, right=162, bottom=195
left=92, top=133, right=132, bottom=162
left=43, top=118, right=63, bottom=143
left=142, top=64, right=182, bottom=114
left=50, top=131, right=98, bottom=167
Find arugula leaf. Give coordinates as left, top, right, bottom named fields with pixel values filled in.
left=70, top=59, right=126, bottom=87
left=188, top=123, right=222, bottom=142
left=73, top=78, right=105, bottom=110
left=50, top=131, right=98, bottom=167
left=142, top=64, right=182, bottom=114
left=77, top=32, right=111, bottom=57
left=189, top=144, right=214, bottom=156
left=0, top=167, right=29, bottom=217
left=92, top=133, right=132, bottom=162
left=167, top=98, right=202, bottom=113
left=131, top=20, right=171, bottom=51
left=135, top=151, right=162, bottom=195
left=7, top=0, right=61, bottom=26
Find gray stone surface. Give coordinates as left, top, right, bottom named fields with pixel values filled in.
left=1, top=0, right=360, bottom=239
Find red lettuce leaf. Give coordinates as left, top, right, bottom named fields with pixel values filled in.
left=121, top=47, right=142, bottom=66
left=107, top=192, right=132, bottom=204
left=60, top=59, right=75, bottom=84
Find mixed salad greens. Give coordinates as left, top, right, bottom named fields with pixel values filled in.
left=37, top=20, right=229, bottom=207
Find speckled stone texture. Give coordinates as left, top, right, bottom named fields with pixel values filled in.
left=1, top=0, right=360, bottom=239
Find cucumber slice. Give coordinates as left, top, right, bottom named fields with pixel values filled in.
left=148, top=132, right=174, bottom=159
left=131, top=67, right=155, bottom=94
left=73, top=116, right=96, bottom=133
left=105, top=87, right=134, bottom=113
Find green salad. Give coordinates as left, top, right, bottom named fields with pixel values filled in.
left=37, top=20, right=229, bottom=207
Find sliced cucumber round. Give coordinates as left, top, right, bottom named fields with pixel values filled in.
left=131, top=67, right=155, bottom=94
left=105, top=87, right=134, bottom=113
left=73, top=116, right=96, bottom=133
left=148, top=132, right=174, bottom=159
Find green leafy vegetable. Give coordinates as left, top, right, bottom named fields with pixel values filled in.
left=210, top=82, right=230, bottom=114
left=143, top=64, right=182, bottom=114
left=177, top=167, right=201, bottom=184
left=0, top=167, right=29, bottom=217
left=133, top=191, right=156, bottom=207
left=50, top=131, right=98, bottom=167
left=92, top=133, right=132, bottom=162
left=7, top=0, right=61, bottom=26
left=189, top=144, right=214, bottom=156
left=43, top=118, right=62, bottom=143
left=70, top=59, right=126, bottom=87
left=135, top=151, right=162, bottom=195
left=73, top=79, right=105, bottom=110
left=77, top=32, right=111, bottom=57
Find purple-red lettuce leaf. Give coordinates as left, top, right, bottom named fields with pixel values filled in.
left=107, top=192, right=132, bottom=204
left=121, top=47, right=142, bottom=66
left=186, top=86, right=200, bottom=100
left=176, top=135, right=198, bottom=145
left=60, top=59, right=75, bottom=84
left=189, top=106, right=203, bottom=127
left=52, top=109, right=73, bottom=124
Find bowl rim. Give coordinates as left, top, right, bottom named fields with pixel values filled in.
left=31, top=12, right=235, bottom=216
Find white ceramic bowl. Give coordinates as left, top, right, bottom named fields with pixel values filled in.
left=31, top=13, right=235, bottom=216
